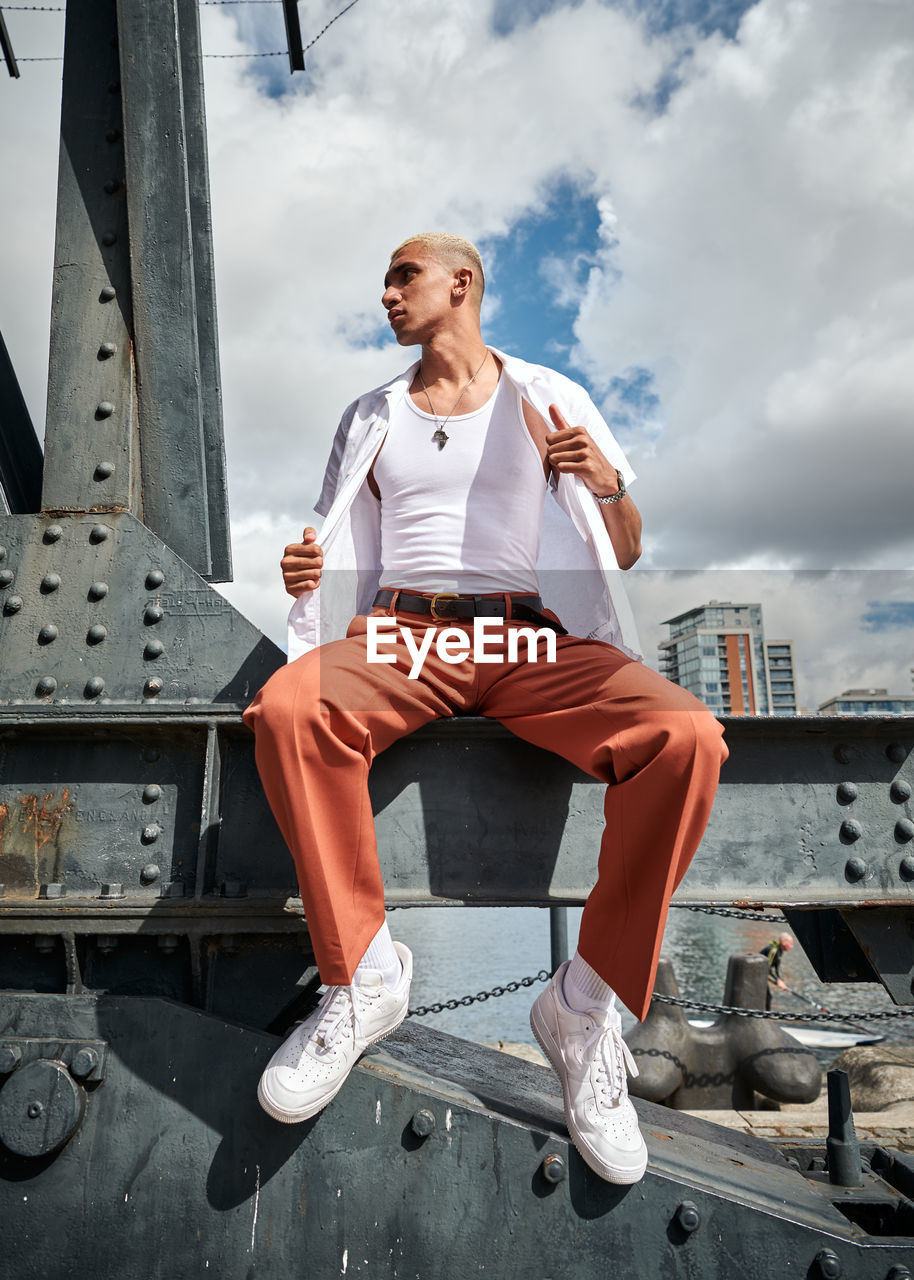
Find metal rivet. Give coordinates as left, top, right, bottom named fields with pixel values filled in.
left=0, top=1045, right=22, bottom=1075
left=144, top=605, right=163, bottom=625
left=891, top=781, right=912, bottom=804
left=35, top=676, right=57, bottom=697
left=675, top=1200, right=701, bottom=1233
left=140, top=863, right=161, bottom=885
left=89, top=525, right=109, bottom=544
left=38, top=625, right=59, bottom=645
left=86, top=624, right=107, bottom=645
left=0, top=544, right=6, bottom=560
left=43, top=525, right=63, bottom=544
left=142, top=785, right=162, bottom=804
left=887, top=1266, right=914, bottom=1280
left=144, top=639, right=164, bottom=659
left=840, top=819, right=862, bottom=842
left=897, top=820, right=914, bottom=844
left=94, top=462, right=115, bottom=481
left=141, top=824, right=160, bottom=845
left=887, top=744, right=908, bottom=764
left=84, top=676, right=105, bottom=699
left=99, top=285, right=116, bottom=302
left=410, top=1109, right=436, bottom=1138
left=96, top=402, right=115, bottom=419
left=70, top=1048, right=99, bottom=1079
left=143, top=677, right=163, bottom=698
left=145, top=569, right=165, bottom=589
left=0, top=570, right=13, bottom=589
left=899, top=856, right=914, bottom=880
left=834, top=744, right=854, bottom=764
left=98, top=341, right=117, bottom=358
left=41, top=573, right=61, bottom=592
left=101, top=231, right=117, bottom=246
left=99, top=883, right=124, bottom=900
left=88, top=581, right=109, bottom=601
left=220, top=881, right=247, bottom=899
left=103, top=179, right=120, bottom=195
left=816, top=1249, right=842, bottom=1279
left=845, top=856, right=867, bottom=882
left=541, top=1153, right=566, bottom=1183
left=836, top=782, right=857, bottom=804
left=4, top=595, right=23, bottom=615
left=39, top=883, right=65, bottom=899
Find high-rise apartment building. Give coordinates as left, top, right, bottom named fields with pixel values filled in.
left=658, top=601, right=798, bottom=716
left=818, top=688, right=914, bottom=716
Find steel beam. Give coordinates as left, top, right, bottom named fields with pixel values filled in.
left=0, top=330, right=42, bottom=513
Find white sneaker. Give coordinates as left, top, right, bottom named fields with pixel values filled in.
left=530, top=961, right=648, bottom=1184
left=258, top=941, right=412, bottom=1123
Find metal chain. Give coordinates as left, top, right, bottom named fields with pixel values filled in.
left=651, top=992, right=914, bottom=1022
left=408, top=970, right=551, bottom=1019
left=675, top=904, right=787, bottom=924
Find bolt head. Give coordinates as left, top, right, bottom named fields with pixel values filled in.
left=541, top=1153, right=567, bottom=1183
left=410, top=1109, right=436, bottom=1138
left=0, top=1045, right=22, bottom=1074
left=816, top=1248, right=842, bottom=1278
left=70, top=1048, right=99, bottom=1079
left=675, top=1200, right=701, bottom=1233
left=845, top=856, right=867, bottom=882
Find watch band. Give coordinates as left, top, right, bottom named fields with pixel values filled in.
left=594, top=469, right=627, bottom=505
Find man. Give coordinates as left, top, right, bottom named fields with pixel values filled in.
left=761, top=932, right=795, bottom=1008
left=243, top=232, right=728, bottom=1186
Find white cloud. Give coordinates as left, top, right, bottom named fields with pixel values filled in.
left=2, top=0, right=911, bottom=692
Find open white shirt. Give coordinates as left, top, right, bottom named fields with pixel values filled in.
left=287, top=347, right=643, bottom=662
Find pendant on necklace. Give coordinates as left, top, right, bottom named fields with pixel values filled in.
left=432, top=428, right=449, bottom=450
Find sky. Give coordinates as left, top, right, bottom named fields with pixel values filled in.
left=1, top=0, right=913, bottom=709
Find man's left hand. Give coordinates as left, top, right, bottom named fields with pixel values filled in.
left=545, top=405, right=623, bottom=498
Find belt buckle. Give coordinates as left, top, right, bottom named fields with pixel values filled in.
left=429, top=592, right=459, bottom=620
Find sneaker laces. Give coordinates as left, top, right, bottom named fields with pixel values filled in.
left=311, top=983, right=367, bottom=1056
left=582, top=1009, right=639, bottom=1103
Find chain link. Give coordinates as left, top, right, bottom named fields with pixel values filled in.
left=408, top=969, right=551, bottom=1019
left=675, top=904, right=787, bottom=924
left=651, top=992, right=914, bottom=1022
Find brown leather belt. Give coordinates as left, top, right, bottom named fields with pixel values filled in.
left=372, top=589, right=567, bottom=635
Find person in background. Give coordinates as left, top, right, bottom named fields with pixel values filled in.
left=761, top=932, right=795, bottom=1008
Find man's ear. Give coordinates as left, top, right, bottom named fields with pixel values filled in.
left=453, top=267, right=472, bottom=297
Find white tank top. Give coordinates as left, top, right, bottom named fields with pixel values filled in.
left=374, top=374, right=547, bottom=594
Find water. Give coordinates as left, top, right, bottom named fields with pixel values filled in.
left=390, top=904, right=914, bottom=1071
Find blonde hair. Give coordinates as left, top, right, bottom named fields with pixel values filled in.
left=389, top=232, right=485, bottom=304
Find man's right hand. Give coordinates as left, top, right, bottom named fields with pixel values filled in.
left=281, top=527, right=323, bottom=598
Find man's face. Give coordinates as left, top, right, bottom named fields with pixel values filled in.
left=382, top=245, right=456, bottom=345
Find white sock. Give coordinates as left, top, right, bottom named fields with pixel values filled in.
left=562, top=950, right=617, bottom=1015
left=354, top=921, right=403, bottom=991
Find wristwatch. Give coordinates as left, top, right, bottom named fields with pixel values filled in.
left=594, top=469, right=627, bottom=505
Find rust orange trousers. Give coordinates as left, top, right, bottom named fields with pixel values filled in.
left=243, top=607, right=728, bottom=1021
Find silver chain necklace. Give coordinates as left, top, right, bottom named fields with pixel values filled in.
left=417, top=351, right=489, bottom=450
